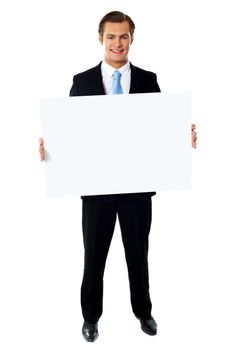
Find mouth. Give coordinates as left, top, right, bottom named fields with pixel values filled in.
left=111, top=49, right=124, bottom=54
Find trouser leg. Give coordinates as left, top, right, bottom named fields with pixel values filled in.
left=81, top=198, right=117, bottom=323
left=117, top=196, right=152, bottom=319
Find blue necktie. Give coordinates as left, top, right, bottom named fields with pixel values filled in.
left=111, top=70, right=123, bottom=94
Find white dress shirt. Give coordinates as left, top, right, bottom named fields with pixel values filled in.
left=101, top=61, right=131, bottom=94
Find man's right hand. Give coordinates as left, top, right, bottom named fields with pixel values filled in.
left=39, top=137, right=44, bottom=161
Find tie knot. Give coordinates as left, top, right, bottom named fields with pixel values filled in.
left=113, top=70, right=121, bottom=79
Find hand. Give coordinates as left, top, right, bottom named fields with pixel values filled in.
left=192, top=124, right=197, bottom=149
left=39, top=137, right=44, bottom=161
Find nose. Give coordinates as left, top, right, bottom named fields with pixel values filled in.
left=114, top=37, right=122, bottom=47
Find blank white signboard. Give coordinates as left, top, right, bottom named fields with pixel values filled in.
left=40, top=92, right=192, bottom=197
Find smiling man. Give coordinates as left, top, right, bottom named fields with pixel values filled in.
left=69, top=11, right=161, bottom=342
left=39, top=10, right=197, bottom=343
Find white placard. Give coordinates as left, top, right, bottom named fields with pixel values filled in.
left=40, top=92, right=192, bottom=197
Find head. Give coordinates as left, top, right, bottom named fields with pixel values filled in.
left=98, top=11, right=135, bottom=68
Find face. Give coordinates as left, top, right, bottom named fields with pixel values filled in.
left=99, top=21, right=133, bottom=68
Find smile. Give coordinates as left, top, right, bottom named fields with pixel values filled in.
left=111, top=49, right=124, bottom=54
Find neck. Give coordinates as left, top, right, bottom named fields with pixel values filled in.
left=104, top=58, right=128, bottom=69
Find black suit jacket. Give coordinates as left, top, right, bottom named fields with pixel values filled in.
left=69, top=62, right=161, bottom=200
left=70, top=62, right=160, bottom=96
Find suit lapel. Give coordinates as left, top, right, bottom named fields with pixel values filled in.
left=129, top=63, right=139, bottom=94
left=93, top=62, right=106, bottom=95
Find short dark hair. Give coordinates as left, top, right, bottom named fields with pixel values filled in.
left=98, top=11, right=135, bottom=36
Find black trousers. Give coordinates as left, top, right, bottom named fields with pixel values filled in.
left=81, top=194, right=153, bottom=323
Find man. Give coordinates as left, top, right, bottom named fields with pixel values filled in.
left=39, top=11, right=197, bottom=342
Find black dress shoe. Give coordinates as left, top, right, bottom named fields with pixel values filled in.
left=138, top=316, right=157, bottom=335
left=82, top=321, right=99, bottom=342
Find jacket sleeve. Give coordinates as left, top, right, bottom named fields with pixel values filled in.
left=69, top=75, right=80, bottom=96
left=149, top=73, right=161, bottom=93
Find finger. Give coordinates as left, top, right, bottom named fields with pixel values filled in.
left=39, top=144, right=44, bottom=161
left=40, top=149, right=44, bottom=161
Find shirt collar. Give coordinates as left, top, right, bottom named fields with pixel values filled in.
left=101, top=60, right=130, bottom=77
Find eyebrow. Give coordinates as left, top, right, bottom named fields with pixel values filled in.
left=105, top=34, right=129, bottom=37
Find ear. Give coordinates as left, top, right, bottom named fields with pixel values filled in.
left=99, top=34, right=103, bottom=45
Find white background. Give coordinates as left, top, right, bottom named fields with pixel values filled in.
left=0, top=0, right=236, bottom=349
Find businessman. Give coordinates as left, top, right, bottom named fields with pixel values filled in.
left=39, top=11, right=197, bottom=342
